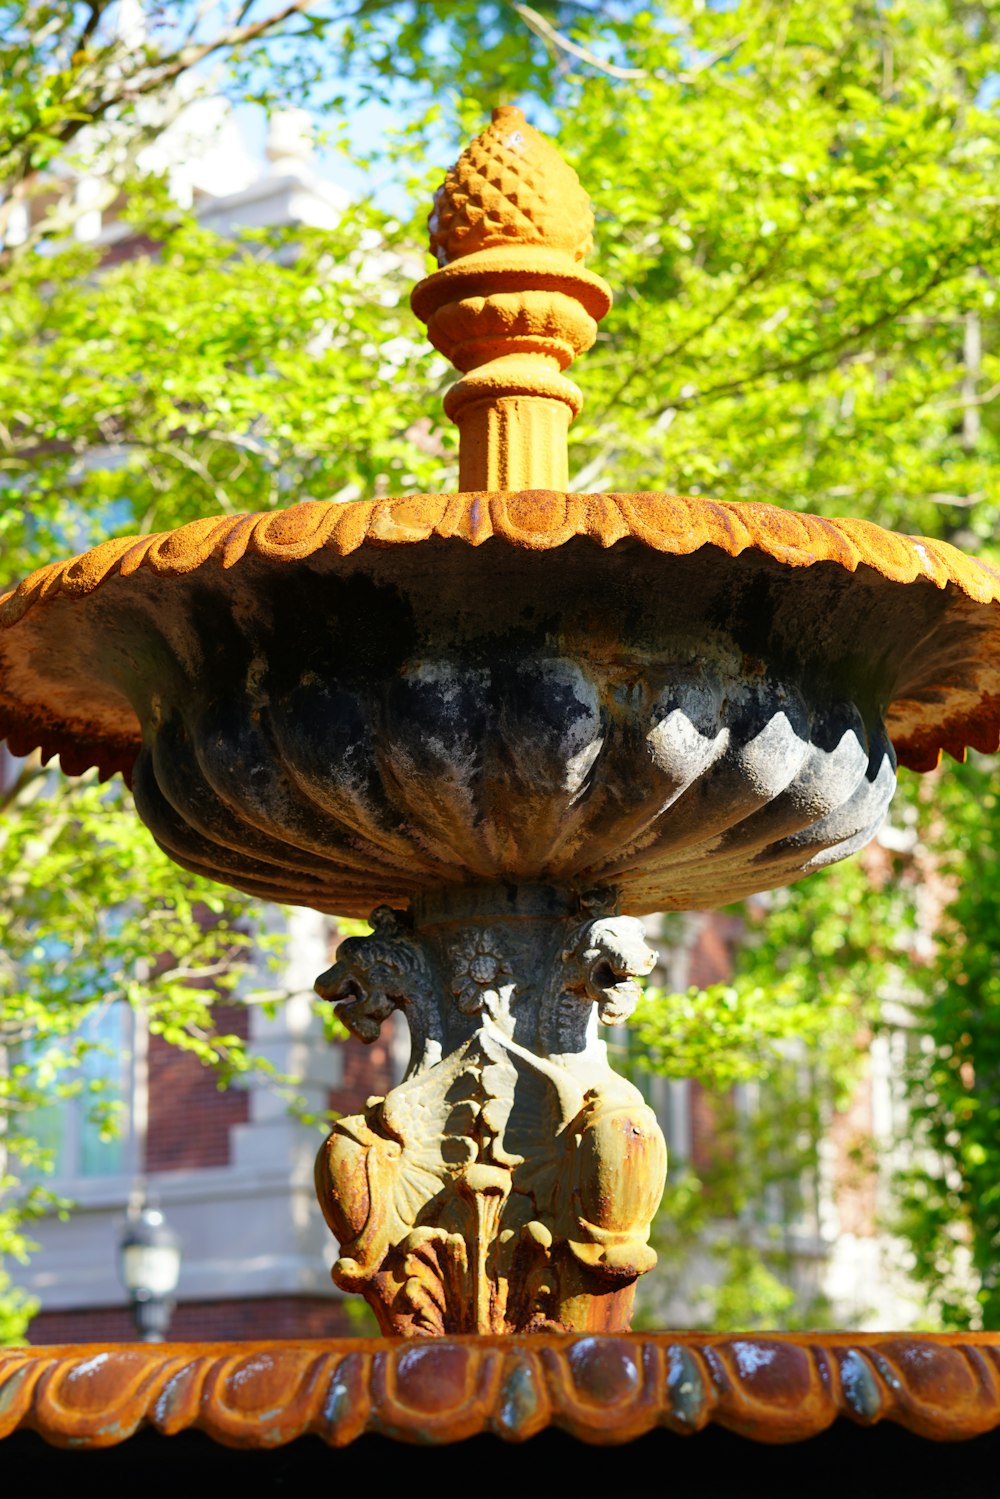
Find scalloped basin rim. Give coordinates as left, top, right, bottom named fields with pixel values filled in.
left=1, top=491, right=999, bottom=799
left=5, top=492, right=1000, bottom=621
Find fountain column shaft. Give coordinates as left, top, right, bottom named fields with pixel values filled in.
left=457, top=394, right=570, bottom=490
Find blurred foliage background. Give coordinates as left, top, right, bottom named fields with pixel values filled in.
left=1, top=0, right=999, bottom=1339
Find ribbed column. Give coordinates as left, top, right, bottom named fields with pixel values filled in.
left=455, top=395, right=570, bottom=491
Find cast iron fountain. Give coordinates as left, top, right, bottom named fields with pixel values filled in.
left=3, top=109, right=1000, bottom=1351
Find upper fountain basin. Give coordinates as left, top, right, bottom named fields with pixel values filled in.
left=2, top=490, right=999, bottom=917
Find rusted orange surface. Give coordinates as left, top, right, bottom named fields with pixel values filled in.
left=426, top=104, right=594, bottom=268
left=413, top=107, right=612, bottom=490
left=6, top=492, right=999, bottom=622
left=2, top=1333, right=999, bottom=1448
left=2, top=489, right=1000, bottom=786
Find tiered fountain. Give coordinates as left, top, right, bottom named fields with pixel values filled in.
left=3, top=108, right=1000, bottom=1456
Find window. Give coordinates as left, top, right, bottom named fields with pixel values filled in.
left=24, top=1004, right=132, bottom=1181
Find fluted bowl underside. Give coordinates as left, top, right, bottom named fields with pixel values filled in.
left=132, top=631, right=894, bottom=916
left=8, top=490, right=998, bottom=915
left=13, top=530, right=926, bottom=918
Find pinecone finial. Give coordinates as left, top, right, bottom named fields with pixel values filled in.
left=412, top=106, right=611, bottom=492
left=428, top=105, right=594, bottom=268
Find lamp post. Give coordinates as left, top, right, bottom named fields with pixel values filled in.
left=119, top=1205, right=181, bottom=1343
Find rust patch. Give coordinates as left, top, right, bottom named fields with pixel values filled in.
left=5, top=492, right=1000, bottom=626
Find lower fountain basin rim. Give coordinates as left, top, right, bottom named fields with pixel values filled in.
left=4, top=1332, right=1000, bottom=1447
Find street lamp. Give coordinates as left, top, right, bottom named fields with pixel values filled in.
left=119, top=1205, right=181, bottom=1342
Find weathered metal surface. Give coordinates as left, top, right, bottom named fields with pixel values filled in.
left=313, top=889, right=666, bottom=1335
left=0, top=527, right=917, bottom=915
left=3, top=1334, right=1000, bottom=1448
left=426, top=105, right=594, bottom=268
left=1, top=492, right=997, bottom=800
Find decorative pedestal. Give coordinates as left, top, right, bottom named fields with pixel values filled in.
left=314, top=888, right=666, bottom=1335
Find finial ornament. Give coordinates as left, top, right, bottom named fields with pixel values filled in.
left=411, top=106, right=611, bottom=492
left=427, top=104, right=594, bottom=266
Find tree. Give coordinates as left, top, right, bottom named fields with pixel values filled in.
left=2, top=0, right=1000, bottom=1338
left=894, top=757, right=1000, bottom=1329
left=0, top=0, right=449, bottom=1340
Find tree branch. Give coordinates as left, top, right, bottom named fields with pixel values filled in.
left=603, top=242, right=983, bottom=432
left=136, top=0, right=320, bottom=89
left=1, top=0, right=321, bottom=201
left=76, top=1, right=113, bottom=52
left=661, top=252, right=974, bottom=416
left=510, top=2, right=647, bottom=80
left=590, top=231, right=795, bottom=427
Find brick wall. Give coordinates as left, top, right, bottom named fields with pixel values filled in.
left=28, top=1295, right=360, bottom=1344
left=329, top=1018, right=398, bottom=1120
left=682, top=912, right=738, bottom=1171
left=686, top=909, right=742, bottom=991
left=145, top=1004, right=250, bottom=1172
